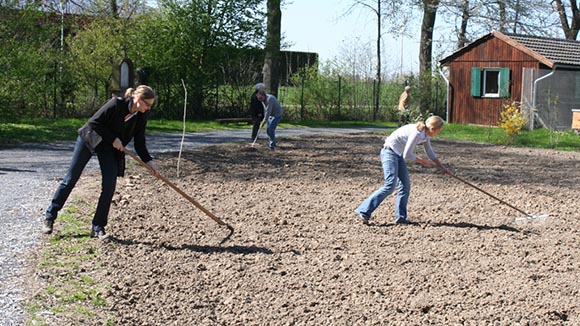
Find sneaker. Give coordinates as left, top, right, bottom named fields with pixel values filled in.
left=90, top=228, right=109, bottom=240
left=355, top=212, right=370, bottom=225
left=42, top=219, right=54, bottom=234
left=395, top=218, right=417, bottom=225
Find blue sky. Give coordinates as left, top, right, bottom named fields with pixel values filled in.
left=281, top=0, right=425, bottom=74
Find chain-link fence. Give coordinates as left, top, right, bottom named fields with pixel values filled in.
left=213, top=75, right=447, bottom=122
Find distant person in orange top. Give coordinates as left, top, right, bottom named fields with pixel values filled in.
left=398, top=85, right=411, bottom=126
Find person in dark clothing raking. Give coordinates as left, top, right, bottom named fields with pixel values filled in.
left=249, top=83, right=266, bottom=141
left=42, top=85, right=160, bottom=240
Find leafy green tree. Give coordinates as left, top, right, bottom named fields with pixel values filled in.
left=0, top=4, right=62, bottom=118
left=134, top=0, right=265, bottom=119
left=287, top=65, right=341, bottom=120
left=66, top=16, right=133, bottom=111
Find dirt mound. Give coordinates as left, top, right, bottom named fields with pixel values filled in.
left=79, top=134, right=580, bottom=324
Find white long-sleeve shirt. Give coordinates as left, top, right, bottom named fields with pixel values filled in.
left=383, top=124, right=437, bottom=161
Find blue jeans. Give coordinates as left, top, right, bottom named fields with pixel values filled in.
left=45, top=136, right=118, bottom=231
left=355, top=147, right=411, bottom=223
left=266, top=116, right=281, bottom=148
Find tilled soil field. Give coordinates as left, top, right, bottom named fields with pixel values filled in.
left=39, top=133, right=580, bottom=325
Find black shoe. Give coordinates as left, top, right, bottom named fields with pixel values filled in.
left=42, top=219, right=54, bottom=234
left=90, top=228, right=109, bottom=240
left=395, top=219, right=417, bottom=225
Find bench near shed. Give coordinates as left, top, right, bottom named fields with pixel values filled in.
left=216, top=118, right=253, bottom=125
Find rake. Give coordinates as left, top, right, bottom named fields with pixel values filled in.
left=251, top=102, right=269, bottom=147
left=441, top=168, right=548, bottom=221
left=123, top=149, right=234, bottom=245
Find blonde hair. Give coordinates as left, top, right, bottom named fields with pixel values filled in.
left=124, top=85, right=156, bottom=100
left=417, top=115, right=444, bottom=132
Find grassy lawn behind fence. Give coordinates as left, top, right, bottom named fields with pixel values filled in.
left=1, top=118, right=579, bottom=151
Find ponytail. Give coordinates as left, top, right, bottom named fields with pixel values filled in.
left=416, top=121, right=426, bottom=132
left=416, top=115, right=444, bottom=132
left=124, top=85, right=155, bottom=100
left=124, top=88, right=135, bottom=98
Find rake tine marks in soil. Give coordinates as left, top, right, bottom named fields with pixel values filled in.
left=446, top=172, right=548, bottom=222
left=124, top=149, right=235, bottom=246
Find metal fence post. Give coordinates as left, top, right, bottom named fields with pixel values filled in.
left=434, top=80, right=438, bottom=113
left=338, top=74, right=342, bottom=118
left=373, top=79, right=377, bottom=121
left=300, top=71, right=305, bottom=120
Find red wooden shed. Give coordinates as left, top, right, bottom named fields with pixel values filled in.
left=439, top=30, right=580, bottom=130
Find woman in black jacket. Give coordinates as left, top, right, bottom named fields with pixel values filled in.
left=42, top=85, right=159, bottom=239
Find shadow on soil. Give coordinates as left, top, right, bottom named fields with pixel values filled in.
left=0, top=167, right=36, bottom=173
left=368, top=222, right=520, bottom=233
left=110, top=237, right=273, bottom=255
left=429, top=222, right=520, bottom=232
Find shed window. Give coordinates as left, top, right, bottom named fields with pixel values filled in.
left=470, top=67, right=510, bottom=98
left=484, top=69, right=500, bottom=97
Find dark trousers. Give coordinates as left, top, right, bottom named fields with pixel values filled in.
left=251, top=117, right=262, bottom=140
left=398, top=112, right=410, bottom=127
left=45, top=136, right=118, bottom=231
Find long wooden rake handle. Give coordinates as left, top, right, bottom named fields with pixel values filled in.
left=251, top=121, right=264, bottom=147
left=123, top=149, right=234, bottom=244
left=447, top=172, right=531, bottom=217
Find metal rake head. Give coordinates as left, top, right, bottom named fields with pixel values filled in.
left=514, top=214, right=550, bottom=222
left=218, top=224, right=235, bottom=246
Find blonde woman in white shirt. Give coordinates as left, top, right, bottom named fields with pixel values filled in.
left=355, top=116, right=452, bottom=225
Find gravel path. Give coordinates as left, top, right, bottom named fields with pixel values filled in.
left=0, top=126, right=380, bottom=325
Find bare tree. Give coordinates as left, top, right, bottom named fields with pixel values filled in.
left=439, top=0, right=558, bottom=52
left=475, top=0, right=558, bottom=35
left=331, top=36, right=376, bottom=80
left=437, top=0, right=475, bottom=49
left=343, top=0, right=383, bottom=120
left=553, top=0, right=580, bottom=39
left=457, top=0, right=471, bottom=47
left=263, top=0, right=281, bottom=96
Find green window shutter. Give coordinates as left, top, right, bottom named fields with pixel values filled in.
left=471, top=68, right=481, bottom=97
left=499, top=67, right=510, bottom=97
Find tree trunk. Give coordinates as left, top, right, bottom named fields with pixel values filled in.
left=497, top=0, right=506, bottom=32
left=374, top=0, right=381, bottom=121
left=419, top=0, right=439, bottom=111
left=263, top=0, right=282, bottom=97
left=419, top=0, right=438, bottom=75
left=110, top=0, right=118, bottom=18
left=512, top=0, right=521, bottom=33
left=457, top=0, right=470, bottom=49
left=554, top=0, right=580, bottom=40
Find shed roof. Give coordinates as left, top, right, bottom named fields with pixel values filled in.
left=440, top=30, right=580, bottom=68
